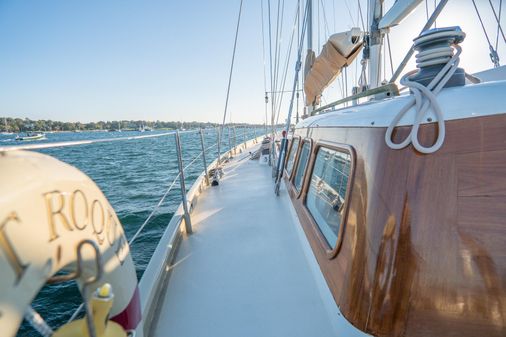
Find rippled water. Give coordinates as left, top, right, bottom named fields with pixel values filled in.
left=1, top=128, right=260, bottom=336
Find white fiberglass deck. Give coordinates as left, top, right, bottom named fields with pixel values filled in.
left=152, top=148, right=342, bottom=337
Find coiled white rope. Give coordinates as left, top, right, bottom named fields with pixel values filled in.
left=385, top=37, right=463, bottom=154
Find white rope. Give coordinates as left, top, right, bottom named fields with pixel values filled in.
left=385, top=45, right=462, bottom=154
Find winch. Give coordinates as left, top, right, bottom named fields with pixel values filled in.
left=409, top=26, right=466, bottom=88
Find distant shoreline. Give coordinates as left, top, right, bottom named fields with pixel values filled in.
left=0, top=117, right=269, bottom=133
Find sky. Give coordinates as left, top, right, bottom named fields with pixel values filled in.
left=0, top=0, right=504, bottom=124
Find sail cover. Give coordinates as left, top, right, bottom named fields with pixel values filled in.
left=304, top=28, right=363, bottom=106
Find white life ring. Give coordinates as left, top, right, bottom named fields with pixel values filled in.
left=0, top=150, right=141, bottom=337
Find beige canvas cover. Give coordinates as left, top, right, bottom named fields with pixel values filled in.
left=304, top=29, right=363, bottom=106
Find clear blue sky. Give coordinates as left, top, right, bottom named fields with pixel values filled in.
left=0, top=1, right=503, bottom=123
left=0, top=0, right=267, bottom=123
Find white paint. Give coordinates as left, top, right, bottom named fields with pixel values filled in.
left=283, top=181, right=372, bottom=337
left=297, top=80, right=506, bottom=129
left=136, top=136, right=265, bottom=337
left=151, top=149, right=370, bottom=337
left=474, top=65, right=506, bottom=82
left=379, top=0, right=423, bottom=29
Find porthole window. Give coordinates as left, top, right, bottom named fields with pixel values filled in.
left=306, top=147, right=351, bottom=249
left=293, top=141, right=311, bottom=192
left=286, top=138, right=300, bottom=176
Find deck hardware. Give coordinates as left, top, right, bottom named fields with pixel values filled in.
left=51, top=240, right=103, bottom=337
left=311, top=83, right=399, bottom=116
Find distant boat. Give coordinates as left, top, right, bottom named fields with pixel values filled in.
left=1, top=118, right=13, bottom=135
left=138, top=124, right=153, bottom=132
left=15, top=132, right=45, bottom=141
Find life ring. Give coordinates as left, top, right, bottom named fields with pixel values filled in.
left=0, top=150, right=141, bottom=337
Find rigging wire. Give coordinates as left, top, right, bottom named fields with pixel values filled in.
left=494, top=0, right=503, bottom=51
left=261, top=0, right=269, bottom=133
left=317, top=0, right=321, bottom=50
left=296, top=0, right=301, bottom=123
left=383, top=36, right=386, bottom=83
left=319, top=0, right=331, bottom=37
left=272, top=0, right=286, bottom=122
left=341, top=71, right=346, bottom=98
left=332, top=0, right=337, bottom=31
left=344, top=0, right=357, bottom=27
left=220, top=0, right=244, bottom=138
left=268, top=0, right=275, bottom=131
left=344, top=67, right=349, bottom=105
left=355, top=48, right=359, bottom=90
left=471, top=0, right=501, bottom=67
left=386, top=32, right=394, bottom=78
left=274, top=1, right=302, bottom=125
left=274, top=0, right=310, bottom=194
left=271, top=0, right=280, bottom=127
left=357, top=0, right=366, bottom=32
left=434, top=0, right=437, bottom=28
left=488, top=0, right=506, bottom=45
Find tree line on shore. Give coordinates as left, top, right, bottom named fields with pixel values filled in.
left=0, top=117, right=267, bottom=132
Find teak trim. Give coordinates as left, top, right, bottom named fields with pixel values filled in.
left=284, top=135, right=302, bottom=181
left=300, top=140, right=357, bottom=259
left=293, top=138, right=314, bottom=199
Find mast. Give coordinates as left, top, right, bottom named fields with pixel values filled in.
left=307, top=0, right=312, bottom=51
left=305, top=0, right=313, bottom=116
left=367, top=0, right=384, bottom=89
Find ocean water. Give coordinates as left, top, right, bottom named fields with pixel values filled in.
left=0, top=128, right=260, bottom=336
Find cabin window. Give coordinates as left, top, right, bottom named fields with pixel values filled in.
left=293, top=141, right=311, bottom=191
left=286, top=138, right=300, bottom=176
left=306, top=147, right=351, bottom=248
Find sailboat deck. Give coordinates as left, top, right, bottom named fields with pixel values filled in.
left=152, top=147, right=340, bottom=337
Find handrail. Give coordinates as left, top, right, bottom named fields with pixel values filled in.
left=183, top=151, right=204, bottom=172
left=128, top=173, right=182, bottom=245
left=15, top=126, right=266, bottom=326
left=311, top=83, right=400, bottom=116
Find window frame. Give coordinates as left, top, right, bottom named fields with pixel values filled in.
left=301, top=140, right=356, bottom=259
left=284, top=135, right=301, bottom=181
left=292, top=138, right=313, bottom=199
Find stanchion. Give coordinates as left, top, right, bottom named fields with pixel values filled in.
left=175, top=130, right=192, bottom=234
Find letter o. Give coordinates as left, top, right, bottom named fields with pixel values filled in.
left=70, top=190, right=89, bottom=230
left=91, top=200, right=105, bottom=244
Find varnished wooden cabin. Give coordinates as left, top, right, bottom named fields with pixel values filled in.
left=284, top=79, right=506, bottom=336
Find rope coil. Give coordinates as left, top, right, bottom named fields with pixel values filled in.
left=385, top=28, right=465, bottom=154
